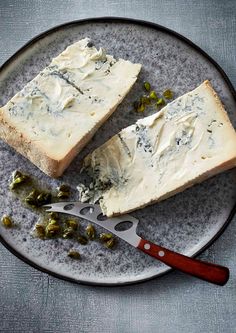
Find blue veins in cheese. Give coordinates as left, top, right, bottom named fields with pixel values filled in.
left=81, top=80, right=236, bottom=217
left=0, top=38, right=141, bottom=177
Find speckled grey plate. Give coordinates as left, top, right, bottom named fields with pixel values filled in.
left=0, top=18, right=236, bottom=286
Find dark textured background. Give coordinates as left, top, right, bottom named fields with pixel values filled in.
left=0, top=1, right=236, bottom=332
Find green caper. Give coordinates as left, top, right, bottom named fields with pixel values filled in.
left=65, top=219, right=78, bottom=231
left=134, top=100, right=145, bottom=112
left=25, top=196, right=37, bottom=206
left=36, top=192, right=52, bottom=206
left=163, top=89, right=173, bottom=99
left=58, top=184, right=70, bottom=192
left=10, top=171, right=29, bottom=189
left=68, top=250, right=80, bottom=259
left=12, top=170, right=23, bottom=180
left=35, top=224, right=45, bottom=238
left=57, top=191, right=70, bottom=199
left=1, top=215, right=13, bottom=228
left=45, top=223, right=60, bottom=237
left=137, top=102, right=145, bottom=113
left=140, top=95, right=151, bottom=106
left=149, top=90, right=158, bottom=100
left=10, top=177, right=25, bottom=189
left=105, top=238, right=116, bottom=249
left=77, top=235, right=88, bottom=245
left=85, top=224, right=96, bottom=240
left=48, top=218, right=58, bottom=225
left=143, top=81, right=151, bottom=92
left=25, top=190, right=39, bottom=207
left=48, top=212, right=59, bottom=220
left=62, top=227, right=75, bottom=239
left=57, top=184, right=70, bottom=199
left=156, top=98, right=165, bottom=106
left=99, top=233, right=113, bottom=242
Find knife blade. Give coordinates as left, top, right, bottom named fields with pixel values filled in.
left=44, top=201, right=141, bottom=246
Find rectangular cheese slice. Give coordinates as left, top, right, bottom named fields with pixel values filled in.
left=82, top=80, right=236, bottom=217
left=0, top=38, right=141, bottom=177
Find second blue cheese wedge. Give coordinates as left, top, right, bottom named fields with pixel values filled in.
left=82, top=80, right=236, bottom=216
left=0, top=38, right=141, bottom=177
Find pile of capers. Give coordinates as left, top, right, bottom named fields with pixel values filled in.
left=34, top=213, right=116, bottom=259
left=9, top=170, right=52, bottom=208
left=35, top=212, right=80, bottom=239
left=25, top=190, right=51, bottom=207
left=134, top=82, right=174, bottom=113
left=4, top=169, right=118, bottom=260
left=35, top=214, right=116, bottom=243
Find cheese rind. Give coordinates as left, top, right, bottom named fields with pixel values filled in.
left=83, top=81, right=236, bottom=216
left=0, top=38, right=141, bottom=177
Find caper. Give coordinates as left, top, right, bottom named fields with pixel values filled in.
left=134, top=100, right=145, bottom=112
left=68, top=250, right=80, bottom=259
left=156, top=98, right=165, bottom=106
left=163, top=89, right=173, bottom=99
left=143, top=81, right=151, bottom=92
left=56, top=184, right=70, bottom=199
left=99, top=233, right=113, bottom=242
left=48, top=212, right=59, bottom=220
left=48, top=218, right=58, bottom=225
left=12, top=170, right=28, bottom=181
left=77, top=235, right=88, bottom=245
left=66, top=219, right=78, bottom=231
left=85, top=224, right=96, bottom=240
left=58, top=184, right=70, bottom=192
left=45, top=223, right=60, bottom=237
left=62, top=227, right=75, bottom=239
left=12, top=170, right=23, bottom=179
left=57, top=191, right=70, bottom=199
left=149, top=90, right=158, bottom=100
left=36, top=192, right=52, bottom=206
left=105, top=238, right=116, bottom=249
left=1, top=215, right=13, bottom=228
left=25, top=196, right=36, bottom=206
left=25, top=190, right=39, bottom=207
left=137, top=102, right=145, bottom=113
left=10, top=173, right=29, bottom=189
left=140, top=96, right=151, bottom=106
left=35, top=224, right=45, bottom=238
left=10, top=177, right=24, bottom=189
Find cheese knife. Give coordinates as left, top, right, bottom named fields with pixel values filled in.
left=44, top=201, right=229, bottom=286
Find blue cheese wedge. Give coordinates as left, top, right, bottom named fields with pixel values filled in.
left=0, top=38, right=141, bottom=177
left=82, top=80, right=236, bottom=216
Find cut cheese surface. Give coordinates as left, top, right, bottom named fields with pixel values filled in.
left=82, top=81, right=236, bottom=216
left=0, top=38, right=141, bottom=176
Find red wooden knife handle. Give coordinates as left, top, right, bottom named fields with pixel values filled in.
left=138, top=238, right=229, bottom=286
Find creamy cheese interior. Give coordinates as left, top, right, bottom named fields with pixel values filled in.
left=1, top=38, right=141, bottom=160
left=83, top=81, right=236, bottom=216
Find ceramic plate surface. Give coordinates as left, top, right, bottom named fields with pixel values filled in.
left=0, top=18, right=236, bottom=285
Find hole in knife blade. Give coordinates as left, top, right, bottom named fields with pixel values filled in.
left=115, top=221, right=133, bottom=232
left=64, top=204, right=75, bottom=211
left=97, top=213, right=108, bottom=221
left=80, top=206, right=94, bottom=215
left=43, top=205, right=52, bottom=209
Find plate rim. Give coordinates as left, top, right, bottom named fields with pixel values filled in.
left=0, top=16, right=235, bottom=286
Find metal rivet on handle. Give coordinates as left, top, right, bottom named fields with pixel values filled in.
left=144, top=243, right=151, bottom=250
left=158, top=250, right=165, bottom=257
